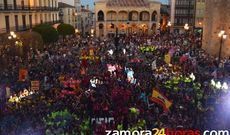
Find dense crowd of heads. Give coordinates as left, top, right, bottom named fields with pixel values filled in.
left=0, top=33, right=230, bottom=134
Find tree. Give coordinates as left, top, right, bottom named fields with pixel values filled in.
left=20, top=31, right=44, bottom=49
left=19, top=31, right=44, bottom=58
left=33, top=24, right=58, bottom=43
left=57, top=23, right=75, bottom=37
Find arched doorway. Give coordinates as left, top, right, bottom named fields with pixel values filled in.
left=152, top=11, right=157, bottom=22
left=140, top=11, right=150, bottom=21
left=98, top=10, right=104, bottom=21
left=107, top=23, right=116, bottom=38
left=129, top=11, right=138, bottom=21
left=107, top=11, right=117, bottom=21
left=118, top=11, right=128, bottom=21
left=99, top=23, right=104, bottom=37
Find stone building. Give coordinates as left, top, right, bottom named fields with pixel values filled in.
left=169, top=0, right=196, bottom=33
left=80, top=5, right=94, bottom=37
left=0, top=0, right=59, bottom=34
left=74, top=0, right=81, bottom=31
left=202, top=0, right=230, bottom=58
left=94, top=0, right=161, bottom=38
left=58, top=2, right=76, bottom=27
left=194, top=0, right=205, bottom=29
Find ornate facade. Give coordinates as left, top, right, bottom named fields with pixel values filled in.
left=95, top=0, right=161, bottom=38
left=0, top=0, right=59, bottom=33
left=202, top=0, right=230, bottom=57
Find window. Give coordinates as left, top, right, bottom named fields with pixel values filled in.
left=15, top=15, right=19, bottom=31
left=29, top=15, right=32, bottom=28
left=4, top=0, right=8, bottom=10
left=152, top=11, right=157, bottom=21
left=5, top=16, right=10, bottom=32
left=21, top=0, right=25, bottom=9
left=13, top=0, right=17, bottom=9
left=98, top=10, right=104, bottom=21
left=22, top=15, right=26, bottom=30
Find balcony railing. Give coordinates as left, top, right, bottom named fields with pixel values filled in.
left=0, top=4, right=59, bottom=11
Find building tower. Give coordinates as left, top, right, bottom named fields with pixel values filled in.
left=169, top=0, right=175, bottom=27
left=74, top=0, right=81, bottom=32
left=202, top=0, right=230, bottom=58
left=74, top=0, right=81, bottom=12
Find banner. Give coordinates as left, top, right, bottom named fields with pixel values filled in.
left=63, top=79, right=77, bottom=90
left=150, top=89, right=172, bottom=111
left=89, top=48, right=94, bottom=56
left=164, top=54, right=171, bottom=64
left=59, top=75, right=65, bottom=83
left=19, top=69, right=28, bottom=81
left=31, top=80, right=40, bottom=91
left=91, top=117, right=114, bottom=124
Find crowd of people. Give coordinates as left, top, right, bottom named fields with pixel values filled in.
left=0, top=32, right=230, bottom=134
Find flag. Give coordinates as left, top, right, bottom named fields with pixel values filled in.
left=150, top=89, right=172, bottom=111
left=164, top=53, right=171, bottom=64
left=19, top=69, right=28, bottom=81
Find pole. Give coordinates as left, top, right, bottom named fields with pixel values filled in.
left=218, top=36, right=223, bottom=66
left=115, top=27, right=119, bottom=59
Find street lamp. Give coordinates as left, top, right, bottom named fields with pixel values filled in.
left=8, top=31, right=17, bottom=40
left=218, top=30, right=227, bottom=65
left=189, top=73, right=196, bottom=81
left=184, top=23, right=189, bottom=31
left=211, top=79, right=229, bottom=92
left=167, top=21, right=172, bottom=33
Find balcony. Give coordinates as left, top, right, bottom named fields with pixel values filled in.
left=0, top=4, right=59, bottom=11
left=106, top=19, right=117, bottom=22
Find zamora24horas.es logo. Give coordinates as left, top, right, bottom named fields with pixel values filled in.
left=106, top=128, right=230, bottom=135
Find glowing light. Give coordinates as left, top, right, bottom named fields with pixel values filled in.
left=8, top=36, right=12, bottom=40
left=189, top=73, right=195, bottom=81
left=218, top=30, right=227, bottom=39
left=167, top=21, right=172, bottom=27
left=184, top=23, right=189, bottom=30
left=220, top=30, right=225, bottom=35
left=123, top=49, right=126, bottom=54
left=108, top=49, right=113, bottom=55
left=12, top=34, right=17, bottom=38
left=211, top=79, right=216, bottom=86
left=216, top=81, right=222, bottom=89
left=75, top=29, right=79, bottom=33
left=10, top=31, right=15, bottom=36
left=91, top=29, right=94, bottom=34
left=222, top=82, right=229, bottom=90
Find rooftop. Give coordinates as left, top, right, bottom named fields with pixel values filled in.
left=106, top=0, right=150, bottom=7
left=58, top=2, right=75, bottom=8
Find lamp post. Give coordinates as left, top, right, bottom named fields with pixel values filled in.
left=167, top=21, right=172, bottom=34
left=113, top=24, right=119, bottom=59
left=218, top=30, right=227, bottom=65
left=211, top=79, right=229, bottom=91
left=184, top=23, right=189, bottom=33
